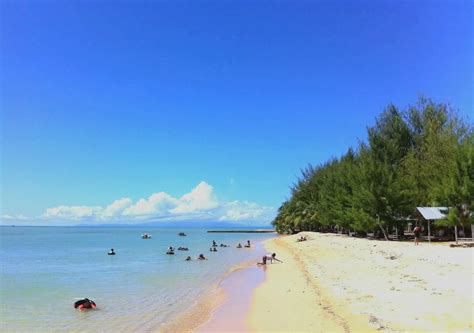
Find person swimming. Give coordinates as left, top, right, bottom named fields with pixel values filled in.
left=185, top=256, right=192, bottom=261
left=198, top=254, right=207, bottom=260
left=74, top=298, right=96, bottom=310
left=166, top=246, right=175, bottom=255
left=108, top=248, right=115, bottom=255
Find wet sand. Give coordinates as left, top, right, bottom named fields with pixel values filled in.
left=248, top=232, right=474, bottom=332
left=162, top=242, right=269, bottom=333
left=196, top=264, right=265, bottom=332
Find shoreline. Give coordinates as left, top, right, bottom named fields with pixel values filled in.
left=195, top=260, right=266, bottom=332
left=248, top=232, right=473, bottom=332
left=161, top=239, right=270, bottom=332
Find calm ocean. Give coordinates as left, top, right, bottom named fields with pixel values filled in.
left=0, top=226, right=274, bottom=332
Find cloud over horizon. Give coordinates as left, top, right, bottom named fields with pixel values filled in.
left=2, top=182, right=275, bottom=225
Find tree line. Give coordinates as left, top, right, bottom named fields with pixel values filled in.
left=272, top=98, right=473, bottom=237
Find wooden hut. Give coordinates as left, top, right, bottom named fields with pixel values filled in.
left=413, top=207, right=448, bottom=242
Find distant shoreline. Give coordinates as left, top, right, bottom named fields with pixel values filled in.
left=207, top=230, right=276, bottom=233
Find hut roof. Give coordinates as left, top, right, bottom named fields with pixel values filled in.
left=416, top=207, right=448, bottom=220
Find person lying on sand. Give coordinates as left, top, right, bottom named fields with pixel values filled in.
left=297, top=236, right=307, bottom=242
left=258, top=253, right=283, bottom=265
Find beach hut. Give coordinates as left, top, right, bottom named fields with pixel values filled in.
left=413, top=207, right=448, bottom=242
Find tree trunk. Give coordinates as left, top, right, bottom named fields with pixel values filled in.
left=376, top=216, right=389, bottom=241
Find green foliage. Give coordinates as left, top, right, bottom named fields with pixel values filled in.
left=273, top=97, right=473, bottom=235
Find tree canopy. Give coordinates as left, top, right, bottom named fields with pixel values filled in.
left=273, top=98, right=473, bottom=235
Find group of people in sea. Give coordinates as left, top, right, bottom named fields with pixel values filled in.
left=236, top=240, right=251, bottom=248
left=90, top=237, right=280, bottom=311
left=107, top=239, right=260, bottom=260
left=160, top=239, right=253, bottom=261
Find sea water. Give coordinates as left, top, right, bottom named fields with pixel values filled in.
left=0, top=226, right=274, bottom=332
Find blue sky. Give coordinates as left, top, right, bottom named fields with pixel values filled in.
left=0, top=0, right=472, bottom=225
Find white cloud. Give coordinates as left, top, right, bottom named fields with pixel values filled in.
left=218, top=201, right=275, bottom=222
left=101, top=198, right=133, bottom=218
left=170, top=181, right=218, bottom=214
left=10, top=181, right=275, bottom=225
left=123, top=192, right=177, bottom=216
left=42, top=205, right=102, bottom=220
left=1, top=214, right=31, bottom=221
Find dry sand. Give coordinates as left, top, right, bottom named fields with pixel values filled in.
left=248, top=232, right=473, bottom=332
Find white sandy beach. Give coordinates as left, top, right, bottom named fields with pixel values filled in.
left=248, top=232, right=473, bottom=332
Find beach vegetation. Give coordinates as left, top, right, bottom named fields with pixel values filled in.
left=273, top=97, right=473, bottom=237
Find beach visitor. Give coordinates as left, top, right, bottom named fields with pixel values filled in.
left=108, top=248, right=115, bottom=255
left=198, top=254, right=207, bottom=260
left=258, top=253, right=282, bottom=265
left=297, top=236, right=307, bottom=242
left=185, top=256, right=192, bottom=261
left=245, top=240, right=251, bottom=248
left=74, top=298, right=97, bottom=310
left=237, top=243, right=242, bottom=248
left=413, top=225, right=422, bottom=245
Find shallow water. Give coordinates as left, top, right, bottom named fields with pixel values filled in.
left=0, top=226, right=274, bottom=332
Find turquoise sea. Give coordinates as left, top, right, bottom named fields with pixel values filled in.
left=0, top=226, right=274, bottom=332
